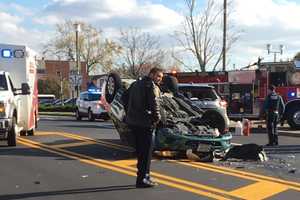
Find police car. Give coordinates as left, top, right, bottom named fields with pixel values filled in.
left=75, top=89, right=108, bottom=121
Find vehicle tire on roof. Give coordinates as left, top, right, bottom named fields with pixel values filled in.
left=105, top=72, right=122, bottom=104
left=201, top=109, right=226, bottom=134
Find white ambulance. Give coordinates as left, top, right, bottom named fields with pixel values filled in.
left=0, top=43, right=38, bottom=146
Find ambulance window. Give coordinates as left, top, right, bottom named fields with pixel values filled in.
left=0, top=75, right=8, bottom=90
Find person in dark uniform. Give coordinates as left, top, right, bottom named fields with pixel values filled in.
left=122, top=67, right=163, bottom=188
left=263, top=85, right=285, bottom=146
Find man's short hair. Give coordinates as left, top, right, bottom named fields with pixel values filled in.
left=149, top=67, right=164, bottom=75
left=269, top=85, right=276, bottom=91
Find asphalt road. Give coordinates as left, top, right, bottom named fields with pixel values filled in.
left=1, top=115, right=300, bottom=200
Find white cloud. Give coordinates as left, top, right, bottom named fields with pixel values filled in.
left=36, top=0, right=182, bottom=32
left=0, top=11, right=52, bottom=55
left=228, top=0, right=300, bottom=67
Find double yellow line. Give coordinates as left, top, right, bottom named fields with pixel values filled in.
left=19, top=131, right=300, bottom=199
left=18, top=136, right=235, bottom=200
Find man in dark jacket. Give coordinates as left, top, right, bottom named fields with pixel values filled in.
left=263, top=85, right=285, bottom=146
left=122, top=67, right=163, bottom=188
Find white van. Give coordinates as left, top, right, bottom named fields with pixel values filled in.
left=0, top=43, right=38, bottom=146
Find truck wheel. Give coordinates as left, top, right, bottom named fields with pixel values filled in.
left=88, top=110, right=95, bottom=121
left=7, top=116, right=17, bottom=146
left=287, top=107, right=300, bottom=129
left=75, top=109, right=82, bottom=120
left=27, top=129, right=34, bottom=136
left=20, top=131, right=27, bottom=136
left=105, top=72, right=122, bottom=104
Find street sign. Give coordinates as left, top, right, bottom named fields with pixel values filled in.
left=69, top=75, right=82, bottom=86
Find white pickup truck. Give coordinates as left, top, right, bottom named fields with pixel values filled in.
left=0, top=44, right=38, bottom=146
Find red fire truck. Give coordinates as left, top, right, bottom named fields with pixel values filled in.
left=168, top=61, right=300, bottom=129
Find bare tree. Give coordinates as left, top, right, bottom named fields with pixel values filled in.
left=174, top=0, right=239, bottom=72
left=43, top=20, right=122, bottom=75
left=118, top=27, right=165, bottom=78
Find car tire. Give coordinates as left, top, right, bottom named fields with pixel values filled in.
left=75, top=109, right=82, bottom=120
left=7, top=116, right=17, bottom=146
left=201, top=109, right=226, bottom=134
left=287, top=106, right=300, bottom=129
left=88, top=110, right=95, bottom=121
left=105, top=72, right=122, bottom=104
left=20, top=130, right=27, bottom=136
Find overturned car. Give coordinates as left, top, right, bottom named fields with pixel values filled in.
left=102, top=72, right=232, bottom=161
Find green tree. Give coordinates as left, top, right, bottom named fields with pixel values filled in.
left=118, top=27, right=166, bottom=78
left=174, top=0, right=239, bottom=72
left=38, top=78, right=60, bottom=98
left=43, top=20, right=122, bottom=75
left=294, top=52, right=300, bottom=60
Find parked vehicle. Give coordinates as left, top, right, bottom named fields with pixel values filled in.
left=64, top=98, right=76, bottom=106
left=168, top=61, right=300, bottom=129
left=178, top=83, right=230, bottom=132
left=0, top=43, right=38, bottom=146
left=38, top=94, right=55, bottom=105
left=75, top=90, right=108, bottom=121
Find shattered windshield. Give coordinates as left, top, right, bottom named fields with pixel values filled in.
left=0, top=75, right=8, bottom=91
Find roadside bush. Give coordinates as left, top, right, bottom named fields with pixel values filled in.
left=39, top=104, right=76, bottom=112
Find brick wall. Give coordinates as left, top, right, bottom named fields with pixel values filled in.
left=37, top=60, right=88, bottom=97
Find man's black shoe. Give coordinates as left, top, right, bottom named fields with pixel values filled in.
left=136, top=178, right=158, bottom=188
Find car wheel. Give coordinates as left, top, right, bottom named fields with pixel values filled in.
left=201, top=109, right=226, bottom=134
left=7, top=116, right=17, bottom=146
left=20, top=130, right=27, bottom=136
left=88, top=110, right=95, bottom=121
left=287, top=106, right=300, bottom=129
left=105, top=72, right=122, bottom=104
left=75, top=109, right=82, bottom=120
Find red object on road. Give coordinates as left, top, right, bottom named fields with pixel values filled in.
left=242, top=119, right=251, bottom=136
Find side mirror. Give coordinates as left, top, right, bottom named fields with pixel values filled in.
left=21, top=83, right=30, bottom=95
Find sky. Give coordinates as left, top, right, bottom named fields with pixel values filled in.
left=1, top=0, right=300, bottom=71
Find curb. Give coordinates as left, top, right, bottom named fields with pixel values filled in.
left=229, top=127, right=300, bottom=138
left=38, top=112, right=74, bottom=117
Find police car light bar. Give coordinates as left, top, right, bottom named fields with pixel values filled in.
left=2, top=49, right=12, bottom=58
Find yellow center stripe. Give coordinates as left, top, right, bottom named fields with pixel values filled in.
left=18, top=137, right=234, bottom=200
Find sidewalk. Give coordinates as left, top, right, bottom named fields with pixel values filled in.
left=229, top=120, right=300, bottom=138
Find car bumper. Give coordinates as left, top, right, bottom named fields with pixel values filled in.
left=94, top=112, right=109, bottom=119
left=0, top=118, right=12, bottom=139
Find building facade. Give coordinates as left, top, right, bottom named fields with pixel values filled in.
left=37, top=59, right=89, bottom=98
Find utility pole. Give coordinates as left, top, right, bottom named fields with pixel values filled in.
left=222, top=0, right=227, bottom=71
left=74, top=23, right=81, bottom=97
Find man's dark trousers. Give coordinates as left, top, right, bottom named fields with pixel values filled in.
left=267, top=112, right=279, bottom=145
left=130, top=125, right=154, bottom=184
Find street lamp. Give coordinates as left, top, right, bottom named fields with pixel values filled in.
left=222, top=0, right=227, bottom=71
left=266, top=44, right=284, bottom=62
left=73, top=23, right=81, bottom=97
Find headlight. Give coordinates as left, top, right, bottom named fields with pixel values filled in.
left=0, top=102, right=5, bottom=116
